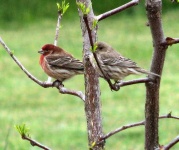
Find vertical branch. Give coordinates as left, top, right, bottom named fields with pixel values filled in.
left=76, top=0, right=104, bottom=149
left=54, top=11, right=62, bottom=46
left=145, top=0, right=168, bottom=149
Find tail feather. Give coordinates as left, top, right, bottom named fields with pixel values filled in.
left=138, top=69, right=160, bottom=77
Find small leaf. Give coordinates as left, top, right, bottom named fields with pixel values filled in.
left=56, top=1, right=69, bottom=15
left=15, top=124, right=30, bottom=137
left=93, top=43, right=98, bottom=52
left=91, top=141, right=96, bottom=147
left=76, top=2, right=90, bottom=15
left=56, top=2, right=60, bottom=10
left=92, top=19, right=98, bottom=29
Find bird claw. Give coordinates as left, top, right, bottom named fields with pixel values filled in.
left=52, top=80, right=64, bottom=88
left=110, top=83, right=120, bottom=91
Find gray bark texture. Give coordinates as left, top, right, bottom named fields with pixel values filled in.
left=76, top=0, right=104, bottom=149
left=145, top=0, right=168, bottom=149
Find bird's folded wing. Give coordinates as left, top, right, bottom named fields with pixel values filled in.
left=102, top=57, right=137, bottom=68
left=46, top=55, right=84, bottom=70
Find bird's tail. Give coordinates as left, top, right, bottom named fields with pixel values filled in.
left=137, top=68, right=160, bottom=77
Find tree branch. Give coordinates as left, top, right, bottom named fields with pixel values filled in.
left=54, top=11, right=62, bottom=46
left=161, top=37, right=179, bottom=46
left=46, top=7, right=63, bottom=83
left=76, top=0, right=104, bottom=149
left=96, top=0, right=139, bottom=21
left=162, top=136, right=179, bottom=150
left=116, top=78, right=151, bottom=88
left=101, top=113, right=179, bottom=141
left=22, top=135, right=51, bottom=150
left=145, top=0, right=168, bottom=149
left=0, top=37, right=85, bottom=102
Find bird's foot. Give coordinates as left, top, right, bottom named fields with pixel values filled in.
left=112, top=80, right=123, bottom=91
left=52, top=80, right=64, bottom=88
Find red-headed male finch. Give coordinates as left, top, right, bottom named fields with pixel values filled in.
left=38, top=44, right=84, bottom=83
left=90, top=41, right=160, bottom=83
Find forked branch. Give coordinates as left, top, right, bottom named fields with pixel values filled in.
left=0, top=37, right=85, bottom=102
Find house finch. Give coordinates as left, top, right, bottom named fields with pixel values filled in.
left=38, top=44, right=84, bottom=83
left=91, top=41, right=160, bottom=82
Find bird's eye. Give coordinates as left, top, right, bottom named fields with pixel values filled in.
left=98, top=46, right=103, bottom=50
left=44, top=49, right=49, bottom=52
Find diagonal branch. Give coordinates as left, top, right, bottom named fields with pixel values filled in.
left=101, top=113, right=179, bottom=141
left=0, top=37, right=85, bottom=102
left=22, top=135, right=51, bottom=150
left=96, top=0, right=139, bottom=21
left=83, top=15, right=119, bottom=91
left=162, top=136, right=179, bottom=150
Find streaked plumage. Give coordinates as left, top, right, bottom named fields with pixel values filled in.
left=38, top=44, right=84, bottom=82
left=92, top=41, right=159, bottom=82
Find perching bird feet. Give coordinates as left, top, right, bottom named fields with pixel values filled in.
left=52, top=80, right=64, bottom=88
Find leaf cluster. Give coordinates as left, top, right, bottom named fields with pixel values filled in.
left=57, top=0, right=69, bottom=16
left=15, top=124, right=30, bottom=137
left=76, top=2, right=90, bottom=15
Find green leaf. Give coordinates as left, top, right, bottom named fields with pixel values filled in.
left=91, top=43, right=98, bottom=53
left=56, top=1, right=69, bottom=15
left=76, top=2, right=90, bottom=15
left=92, top=19, right=98, bottom=29
left=15, top=124, right=30, bottom=137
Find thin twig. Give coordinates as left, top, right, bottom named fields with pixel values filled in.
left=101, top=113, right=179, bottom=141
left=163, top=136, right=179, bottom=150
left=116, top=78, right=151, bottom=87
left=0, top=37, right=85, bottom=102
left=54, top=11, right=62, bottom=46
left=47, top=9, right=63, bottom=83
left=22, top=135, right=51, bottom=150
left=160, top=37, right=179, bottom=46
left=83, top=16, right=118, bottom=91
left=96, top=0, right=139, bottom=21
left=58, top=84, right=85, bottom=101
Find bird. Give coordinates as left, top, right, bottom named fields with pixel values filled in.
left=91, top=41, right=160, bottom=82
left=38, top=44, right=84, bottom=83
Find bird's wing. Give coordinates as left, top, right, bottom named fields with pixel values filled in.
left=101, top=53, right=137, bottom=68
left=46, top=55, right=84, bottom=70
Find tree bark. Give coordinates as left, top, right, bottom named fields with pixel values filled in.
left=76, top=0, right=104, bottom=149
left=145, top=0, right=168, bottom=149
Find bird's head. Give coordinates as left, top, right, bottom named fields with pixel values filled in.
left=38, top=44, right=63, bottom=56
left=95, top=41, right=113, bottom=54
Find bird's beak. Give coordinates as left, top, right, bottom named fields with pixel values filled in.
left=38, top=49, right=44, bottom=54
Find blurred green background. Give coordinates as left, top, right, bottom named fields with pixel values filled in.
left=0, top=0, right=179, bottom=150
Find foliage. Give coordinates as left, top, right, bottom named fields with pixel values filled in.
left=76, top=2, right=90, bottom=15
left=15, top=124, right=30, bottom=137
left=57, top=1, right=69, bottom=16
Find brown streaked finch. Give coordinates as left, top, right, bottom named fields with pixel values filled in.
left=38, top=44, right=84, bottom=84
left=91, top=41, right=160, bottom=83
